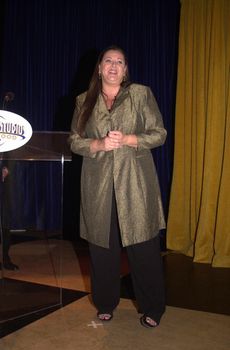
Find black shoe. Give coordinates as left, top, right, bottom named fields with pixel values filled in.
left=140, top=315, right=158, bottom=329
left=97, top=312, right=113, bottom=321
left=0, top=261, right=19, bottom=271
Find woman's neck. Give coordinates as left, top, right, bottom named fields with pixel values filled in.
left=102, top=85, right=120, bottom=99
left=101, top=85, right=121, bottom=110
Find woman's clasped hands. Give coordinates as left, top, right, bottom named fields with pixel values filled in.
left=103, top=131, right=126, bottom=151
left=90, top=130, right=136, bottom=153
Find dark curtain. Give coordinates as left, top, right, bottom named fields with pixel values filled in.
left=0, top=0, right=180, bottom=244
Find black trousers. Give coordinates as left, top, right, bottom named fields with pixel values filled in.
left=0, top=177, right=12, bottom=262
left=89, top=195, right=166, bottom=324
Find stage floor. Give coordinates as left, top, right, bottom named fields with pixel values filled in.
left=0, top=239, right=230, bottom=349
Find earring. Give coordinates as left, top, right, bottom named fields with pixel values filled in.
left=123, top=75, right=127, bottom=82
left=98, top=72, right=101, bottom=79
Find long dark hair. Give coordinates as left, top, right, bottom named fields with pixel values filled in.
left=77, top=45, right=130, bottom=136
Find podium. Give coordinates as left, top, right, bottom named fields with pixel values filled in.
left=0, top=131, right=71, bottom=332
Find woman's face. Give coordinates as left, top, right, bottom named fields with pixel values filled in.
left=99, top=50, right=127, bottom=86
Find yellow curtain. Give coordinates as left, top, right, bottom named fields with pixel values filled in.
left=166, top=0, right=230, bottom=267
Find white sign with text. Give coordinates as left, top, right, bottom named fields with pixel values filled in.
left=0, top=110, right=33, bottom=152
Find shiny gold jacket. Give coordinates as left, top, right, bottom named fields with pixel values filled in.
left=69, top=83, right=167, bottom=248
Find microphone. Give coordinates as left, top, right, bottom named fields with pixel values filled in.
left=2, top=91, right=15, bottom=110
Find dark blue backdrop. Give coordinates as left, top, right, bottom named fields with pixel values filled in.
left=0, top=0, right=180, bottom=243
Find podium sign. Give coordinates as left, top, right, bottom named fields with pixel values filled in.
left=0, top=110, right=33, bottom=152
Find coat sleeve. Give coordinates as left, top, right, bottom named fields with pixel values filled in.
left=136, top=86, right=167, bottom=150
left=68, top=96, right=96, bottom=158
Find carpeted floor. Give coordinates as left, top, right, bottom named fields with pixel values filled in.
left=1, top=296, right=230, bottom=350
left=0, top=239, right=230, bottom=349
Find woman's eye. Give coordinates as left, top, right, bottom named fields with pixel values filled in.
left=103, top=58, right=125, bottom=66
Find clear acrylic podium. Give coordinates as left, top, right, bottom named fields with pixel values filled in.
left=0, top=131, right=71, bottom=333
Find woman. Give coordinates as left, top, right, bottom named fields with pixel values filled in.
left=0, top=162, right=19, bottom=270
left=69, top=45, right=167, bottom=328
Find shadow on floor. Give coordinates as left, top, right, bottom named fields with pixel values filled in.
left=0, top=278, right=89, bottom=338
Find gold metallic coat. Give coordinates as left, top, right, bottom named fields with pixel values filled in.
left=69, top=84, right=167, bottom=248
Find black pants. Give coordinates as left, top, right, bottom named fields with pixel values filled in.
left=89, top=195, right=165, bottom=324
left=0, top=178, right=12, bottom=262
